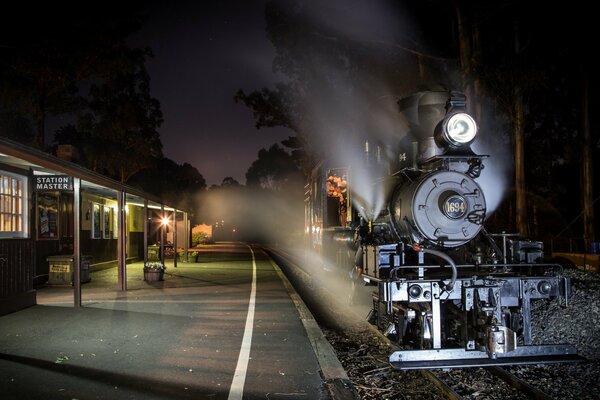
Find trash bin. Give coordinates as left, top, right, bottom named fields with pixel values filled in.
left=147, top=245, right=160, bottom=261
left=46, top=255, right=91, bottom=285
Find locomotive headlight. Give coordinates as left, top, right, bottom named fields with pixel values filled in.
left=408, top=284, right=423, bottom=299
left=441, top=112, right=477, bottom=147
left=537, top=281, right=552, bottom=295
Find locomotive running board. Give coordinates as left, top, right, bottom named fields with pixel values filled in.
left=389, top=345, right=585, bottom=370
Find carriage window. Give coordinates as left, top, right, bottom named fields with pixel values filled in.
left=0, top=172, right=28, bottom=238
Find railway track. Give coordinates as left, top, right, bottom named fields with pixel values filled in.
left=265, top=246, right=560, bottom=400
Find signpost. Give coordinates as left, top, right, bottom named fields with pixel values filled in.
left=34, top=175, right=74, bottom=191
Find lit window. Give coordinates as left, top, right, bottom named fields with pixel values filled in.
left=0, top=172, right=29, bottom=238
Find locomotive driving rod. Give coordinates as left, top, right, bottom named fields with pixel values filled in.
left=412, top=244, right=458, bottom=290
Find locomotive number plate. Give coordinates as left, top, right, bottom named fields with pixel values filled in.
left=442, top=195, right=467, bottom=219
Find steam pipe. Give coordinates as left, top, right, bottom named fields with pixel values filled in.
left=414, top=246, right=458, bottom=290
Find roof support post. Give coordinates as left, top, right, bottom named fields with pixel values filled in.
left=160, top=204, right=165, bottom=266
left=184, top=212, right=189, bottom=254
left=73, top=177, right=81, bottom=307
left=174, top=210, right=178, bottom=267
left=117, top=190, right=127, bottom=291
left=143, top=199, right=148, bottom=266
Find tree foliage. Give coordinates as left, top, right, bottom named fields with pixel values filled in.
left=128, top=157, right=206, bottom=217
left=235, top=0, right=449, bottom=174
left=0, top=3, right=142, bottom=147
left=76, top=47, right=164, bottom=183
left=245, top=144, right=303, bottom=190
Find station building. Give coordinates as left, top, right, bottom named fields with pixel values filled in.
left=0, top=137, right=189, bottom=315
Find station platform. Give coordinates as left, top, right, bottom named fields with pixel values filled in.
left=0, top=243, right=356, bottom=400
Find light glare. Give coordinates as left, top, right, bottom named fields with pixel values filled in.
left=445, top=113, right=477, bottom=144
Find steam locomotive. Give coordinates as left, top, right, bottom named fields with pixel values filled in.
left=304, top=90, right=582, bottom=369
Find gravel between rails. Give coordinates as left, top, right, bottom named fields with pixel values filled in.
left=322, top=268, right=600, bottom=399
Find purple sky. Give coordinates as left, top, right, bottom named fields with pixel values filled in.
left=132, top=1, right=291, bottom=186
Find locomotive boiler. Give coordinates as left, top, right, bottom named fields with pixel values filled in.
left=304, top=90, right=582, bottom=369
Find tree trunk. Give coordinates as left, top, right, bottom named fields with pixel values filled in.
left=471, top=13, right=482, bottom=125
left=454, top=1, right=472, bottom=104
left=581, top=63, right=595, bottom=246
left=513, top=84, right=528, bottom=237
left=513, top=21, right=529, bottom=237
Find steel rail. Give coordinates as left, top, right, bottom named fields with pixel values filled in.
left=485, top=366, right=554, bottom=400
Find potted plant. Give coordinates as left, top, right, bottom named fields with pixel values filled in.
left=144, top=261, right=166, bottom=282
left=190, top=251, right=199, bottom=262
left=177, top=250, right=186, bottom=262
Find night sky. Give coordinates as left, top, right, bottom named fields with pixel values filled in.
left=131, top=1, right=291, bottom=186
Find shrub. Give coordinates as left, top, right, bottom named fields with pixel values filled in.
left=192, top=231, right=209, bottom=246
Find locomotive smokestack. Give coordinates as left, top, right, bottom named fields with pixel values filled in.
left=398, top=90, right=449, bottom=162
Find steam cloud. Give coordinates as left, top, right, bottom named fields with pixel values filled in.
left=269, top=0, right=511, bottom=220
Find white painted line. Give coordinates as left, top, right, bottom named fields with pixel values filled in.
left=227, top=245, right=257, bottom=400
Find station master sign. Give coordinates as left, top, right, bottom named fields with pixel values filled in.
left=34, top=175, right=74, bottom=191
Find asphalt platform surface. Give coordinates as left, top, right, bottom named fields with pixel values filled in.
left=0, top=243, right=354, bottom=400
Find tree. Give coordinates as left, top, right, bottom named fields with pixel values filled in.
left=246, top=144, right=303, bottom=190
left=221, top=177, right=240, bottom=187
left=128, top=157, right=206, bottom=214
left=76, top=47, right=163, bottom=183
left=236, top=0, right=457, bottom=176
left=581, top=63, right=594, bottom=245
left=511, top=21, right=528, bottom=237
left=0, top=3, right=142, bottom=147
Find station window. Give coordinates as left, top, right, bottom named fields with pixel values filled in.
left=91, top=203, right=116, bottom=239
left=0, top=172, right=28, bottom=238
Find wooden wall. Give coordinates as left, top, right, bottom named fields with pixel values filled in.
left=0, top=238, right=36, bottom=315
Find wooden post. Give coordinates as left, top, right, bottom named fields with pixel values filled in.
left=117, top=191, right=127, bottom=291
left=174, top=210, right=178, bottom=267
left=73, top=178, right=81, bottom=307
left=143, top=199, right=148, bottom=265
left=160, top=204, right=165, bottom=266
left=184, top=212, right=189, bottom=255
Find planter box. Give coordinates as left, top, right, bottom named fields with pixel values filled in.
left=143, top=268, right=164, bottom=282
left=177, top=253, right=199, bottom=263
